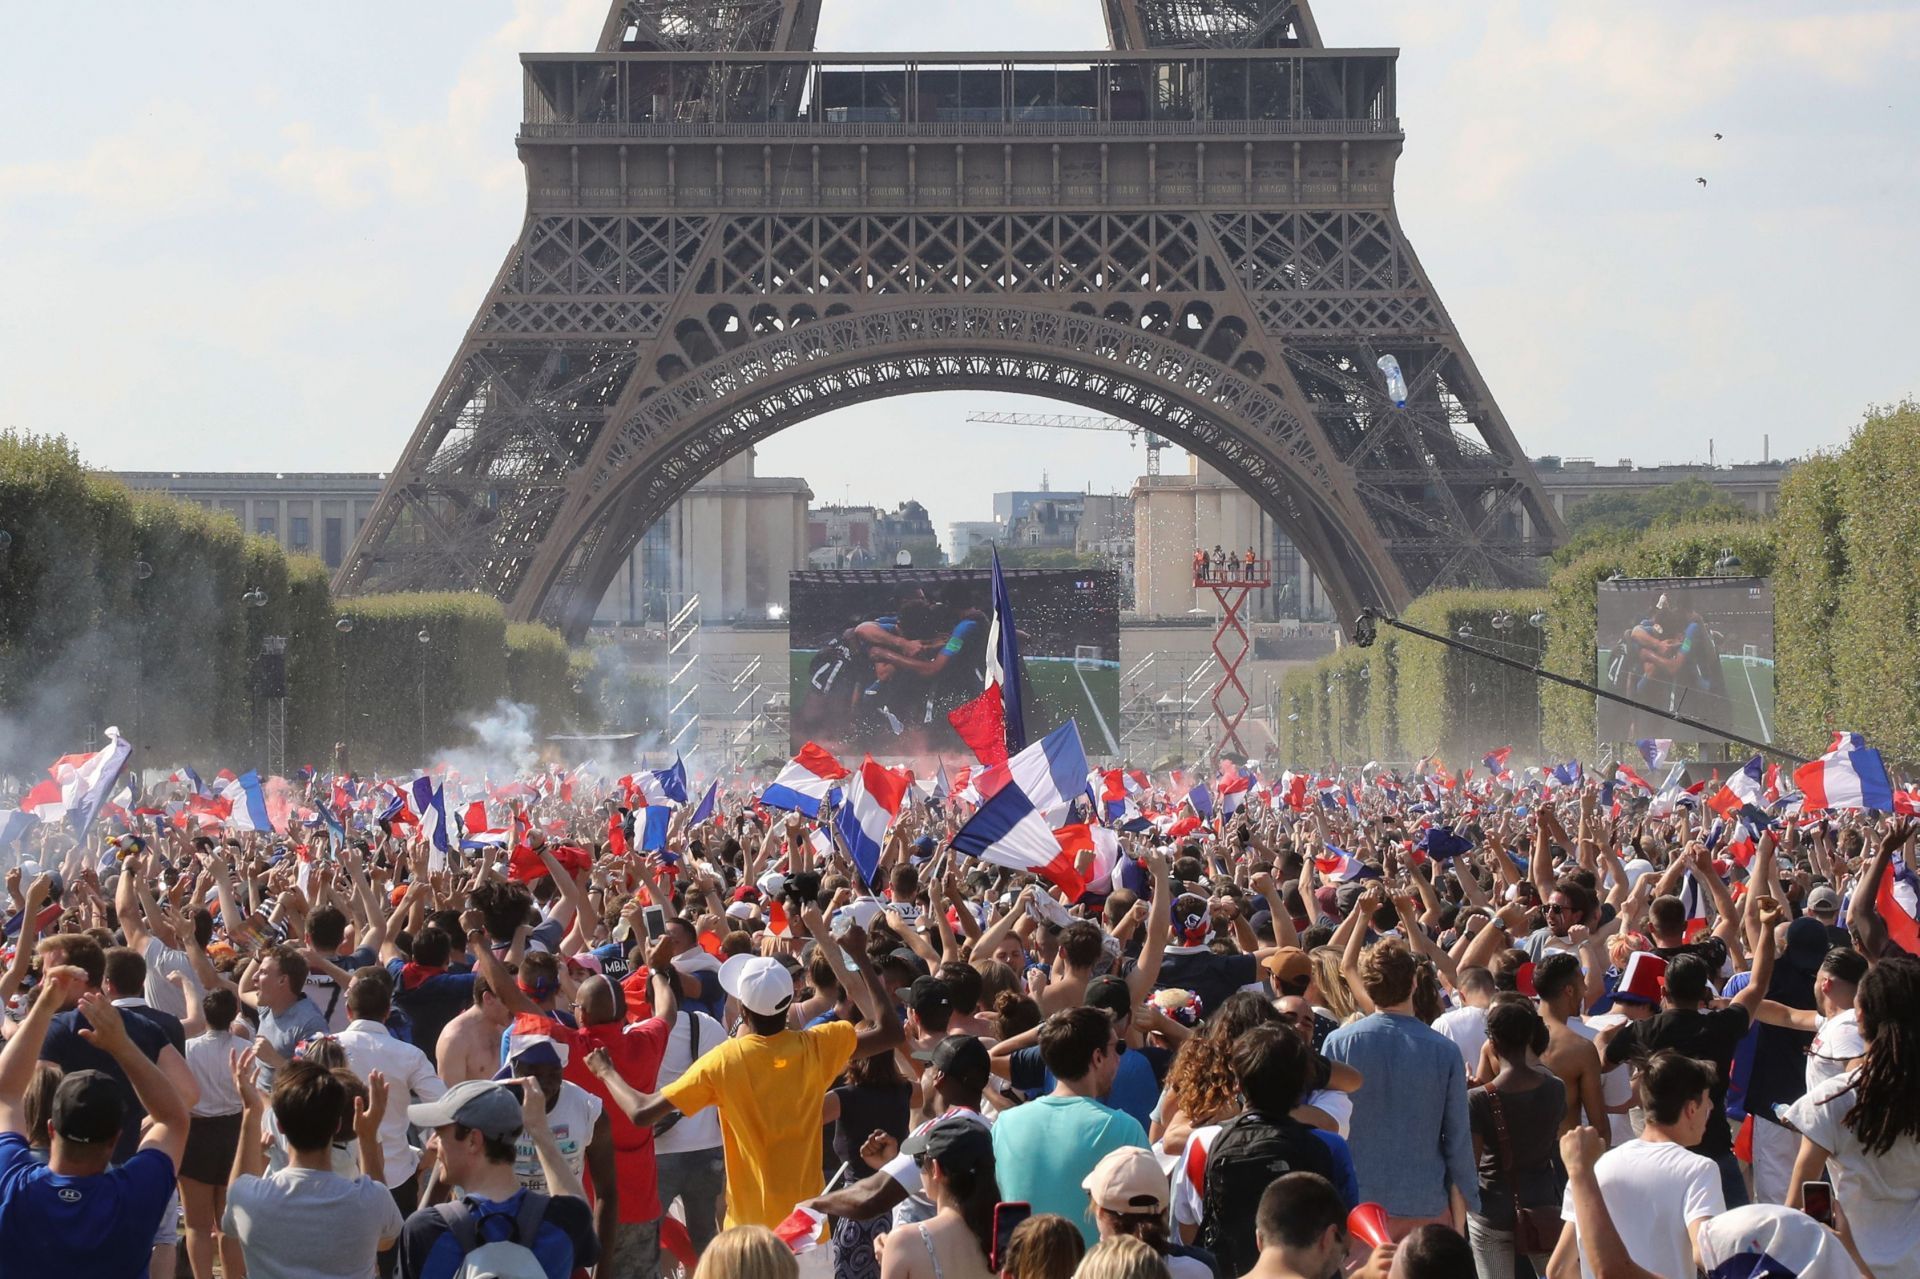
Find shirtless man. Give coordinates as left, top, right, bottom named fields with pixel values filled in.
left=1534, top=952, right=1611, bottom=1143
left=436, top=973, right=514, bottom=1086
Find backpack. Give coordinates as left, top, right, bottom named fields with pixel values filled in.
left=434, top=1192, right=552, bottom=1279
left=1200, top=1112, right=1337, bottom=1279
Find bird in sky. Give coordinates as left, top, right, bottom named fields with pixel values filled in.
left=1696, top=177, right=1709, bottom=187
left=1714, top=132, right=1724, bottom=140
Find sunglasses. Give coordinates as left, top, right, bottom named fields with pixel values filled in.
left=1545, top=904, right=1573, bottom=915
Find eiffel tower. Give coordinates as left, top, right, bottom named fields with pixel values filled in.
left=337, top=0, right=1563, bottom=637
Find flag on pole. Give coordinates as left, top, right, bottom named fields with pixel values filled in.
left=1793, top=732, right=1894, bottom=811
left=947, top=545, right=1027, bottom=764
left=1635, top=739, right=1674, bottom=771
left=47, top=730, right=136, bottom=839
left=640, top=807, right=673, bottom=852
left=1708, top=756, right=1768, bottom=820
left=951, top=783, right=1087, bottom=898
left=761, top=743, right=849, bottom=817
left=833, top=757, right=910, bottom=886
left=409, top=775, right=453, bottom=868
left=688, top=780, right=718, bottom=827
left=223, top=771, right=277, bottom=835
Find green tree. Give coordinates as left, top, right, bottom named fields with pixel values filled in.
left=1557, top=479, right=1755, bottom=561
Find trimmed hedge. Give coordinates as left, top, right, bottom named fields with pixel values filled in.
left=1362, top=630, right=1401, bottom=761
left=1540, top=521, right=1776, bottom=759
left=1827, top=403, right=1920, bottom=761
left=1394, top=589, right=1549, bottom=764
left=335, top=594, right=508, bottom=770
left=507, top=623, right=584, bottom=730
left=1772, top=455, right=1846, bottom=753
left=0, top=430, right=598, bottom=778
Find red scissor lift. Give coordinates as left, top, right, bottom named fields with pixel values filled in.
left=1192, top=555, right=1270, bottom=756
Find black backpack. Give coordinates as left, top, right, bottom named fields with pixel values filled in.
left=1200, top=1111, right=1337, bottom=1278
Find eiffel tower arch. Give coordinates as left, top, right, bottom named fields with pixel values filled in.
left=337, top=0, right=1563, bottom=639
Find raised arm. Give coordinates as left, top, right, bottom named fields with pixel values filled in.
left=1127, top=849, right=1173, bottom=1003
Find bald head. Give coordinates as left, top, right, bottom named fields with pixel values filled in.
left=575, top=973, right=619, bottom=1026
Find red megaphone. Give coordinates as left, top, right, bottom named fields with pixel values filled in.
left=1347, top=1202, right=1393, bottom=1250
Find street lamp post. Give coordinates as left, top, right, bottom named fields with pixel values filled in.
left=335, top=617, right=354, bottom=771
left=417, top=629, right=431, bottom=763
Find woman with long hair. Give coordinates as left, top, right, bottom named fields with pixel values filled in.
left=879, top=1117, right=998, bottom=1279
left=1785, top=956, right=1920, bottom=1279
left=1465, top=997, right=1565, bottom=1279
left=1308, top=947, right=1361, bottom=1024
left=694, top=1225, right=801, bottom=1279
left=1072, top=1236, right=1170, bottom=1279
left=1002, top=1215, right=1087, bottom=1279
left=822, top=1042, right=914, bottom=1279
left=1153, top=992, right=1280, bottom=1147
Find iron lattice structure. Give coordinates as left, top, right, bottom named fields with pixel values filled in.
left=339, top=0, right=1561, bottom=639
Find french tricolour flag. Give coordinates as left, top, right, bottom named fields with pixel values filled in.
left=1793, top=732, right=1894, bottom=812
left=1217, top=770, right=1252, bottom=817
left=946, top=545, right=1027, bottom=765
left=761, top=743, right=849, bottom=817
left=630, top=756, right=689, bottom=807
left=222, top=770, right=277, bottom=834
left=834, top=757, right=909, bottom=886
left=1708, top=755, right=1768, bottom=820
left=1878, top=857, right=1920, bottom=957
left=409, top=775, right=453, bottom=866
left=951, top=781, right=1088, bottom=899
left=1314, top=845, right=1377, bottom=883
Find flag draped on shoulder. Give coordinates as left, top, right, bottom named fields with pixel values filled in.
left=761, top=743, right=849, bottom=817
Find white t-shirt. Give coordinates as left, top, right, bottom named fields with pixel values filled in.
left=1806, top=1009, right=1866, bottom=1095
left=1559, top=1139, right=1722, bottom=1279
left=1432, top=1005, right=1489, bottom=1076
left=1302, top=1088, right=1351, bottom=1139
left=653, top=1009, right=726, bottom=1154
left=141, top=935, right=200, bottom=1019
left=1568, top=1016, right=1636, bottom=1146
left=514, top=1080, right=602, bottom=1194
left=1786, top=1070, right=1920, bottom=1279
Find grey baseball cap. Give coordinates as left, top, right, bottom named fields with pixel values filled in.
left=1805, top=885, right=1841, bottom=916
left=406, top=1079, right=523, bottom=1138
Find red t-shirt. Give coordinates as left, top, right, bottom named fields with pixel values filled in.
left=516, top=1011, right=671, bottom=1222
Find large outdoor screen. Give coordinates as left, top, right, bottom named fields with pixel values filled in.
left=1594, top=577, right=1774, bottom=748
left=789, top=568, right=1121, bottom=763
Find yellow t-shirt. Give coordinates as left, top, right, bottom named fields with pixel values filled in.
left=660, top=1019, right=859, bottom=1229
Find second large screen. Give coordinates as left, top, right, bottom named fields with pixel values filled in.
left=789, top=568, right=1120, bottom=762
left=1594, top=576, right=1774, bottom=747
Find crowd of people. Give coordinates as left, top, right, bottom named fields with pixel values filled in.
left=1, top=747, right=1917, bottom=1279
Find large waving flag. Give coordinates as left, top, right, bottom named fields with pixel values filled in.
left=1186, top=782, right=1215, bottom=822
left=1635, top=738, right=1674, bottom=772
left=222, top=770, right=277, bottom=835
left=1314, top=845, right=1378, bottom=883
left=1059, top=823, right=1123, bottom=894
left=833, top=757, right=910, bottom=886
left=640, top=806, right=674, bottom=853
left=762, top=742, right=849, bottom=817
left=1217, top=769, right=1253, bottom=817
left=1005, top=721, right=1091, bottom=826
left=1708, top=756, right=1768, bottom=820
left=41, top=729, right=136, bottom=839
left=688, top=780, right=718, bottom=827
left=952, top=783, right=1088, bottom=898
left=1794, top=732, right=1894, bottom=812
left=1877, top=857, right=1920, bottom=957
left=409, top=775, right=453, bottom=864
left=947, top=545, right=1027, bottom=764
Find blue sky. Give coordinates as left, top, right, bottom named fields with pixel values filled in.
left=2, top=1, right=1915, bottom=547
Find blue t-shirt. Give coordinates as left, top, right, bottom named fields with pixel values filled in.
left=387, top=959, right=479, bottom=1069
left=40, top=1007, right=173, bottom=1166
left=0, top=1132, right=175, bottom=1279
left=1007, top=1044, right=1161, bottom=1130
left=397, top=1187, right=598, bottom=1279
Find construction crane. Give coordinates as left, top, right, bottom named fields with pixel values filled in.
left=963, top=411, right=1174, bottom=475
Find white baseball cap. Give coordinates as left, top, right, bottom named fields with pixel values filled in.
left=720, top=953, right=794, bottom=1018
